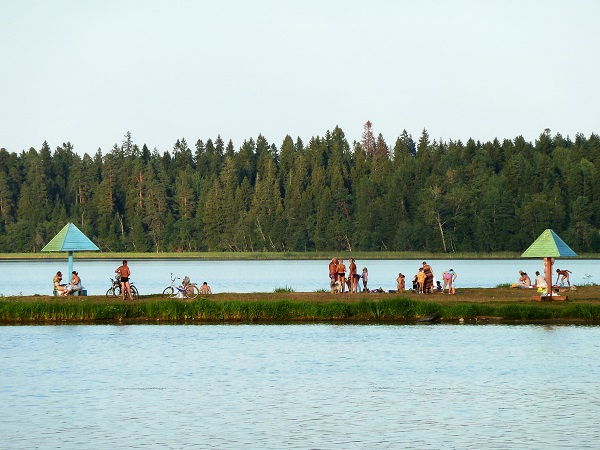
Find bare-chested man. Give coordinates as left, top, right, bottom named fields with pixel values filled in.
left=329, top=258, right=338, bottom=282
left=337, top=259, right=347, bottom=293
left=556, top=268, right=572, bottom=287
left=116, top=260, right=132, bottom=300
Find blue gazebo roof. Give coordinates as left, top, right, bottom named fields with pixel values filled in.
left=41, top=223, right=99, bottom=252
left=521, top=229, right=577, bottom=258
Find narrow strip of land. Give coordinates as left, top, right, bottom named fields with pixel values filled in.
left=1, top=286, right=598, bottom=324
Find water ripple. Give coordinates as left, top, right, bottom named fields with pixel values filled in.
left=1, top=324, right=599, bottom=448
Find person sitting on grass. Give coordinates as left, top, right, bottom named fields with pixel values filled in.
left=511, top=270, right=531, bottom=288
left=534, top=271, right=547, bottom=290
left=199, top=282, right=212, bottom=295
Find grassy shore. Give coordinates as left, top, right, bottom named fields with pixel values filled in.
left=1, top=286, right=599, bottom=324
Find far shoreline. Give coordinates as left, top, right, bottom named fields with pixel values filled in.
left=1, top=251, right=599, bottom=261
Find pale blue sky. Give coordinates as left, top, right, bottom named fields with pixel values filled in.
left=2, top=0, right=599, bottom=155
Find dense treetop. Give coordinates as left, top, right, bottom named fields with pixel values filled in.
left=1, top=124, right=599, bottom=253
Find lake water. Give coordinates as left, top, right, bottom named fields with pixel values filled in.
left=0, top=258, right=597, bottom=297
left=1, top=324, right=599, bottom=449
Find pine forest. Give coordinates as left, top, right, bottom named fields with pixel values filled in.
left=1, top=123, right=599, bottom=254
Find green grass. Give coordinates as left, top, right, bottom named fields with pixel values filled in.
left=274, top=286, right=295, bottom=293
left=2, top=296, right=600, bottom=324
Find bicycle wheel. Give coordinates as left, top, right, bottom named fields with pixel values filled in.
left=106, top=286, right=121, bottom=297
left=186, top=285, right=199, bottom=300
left=130, top=285, right=139, bottom=299
left=162, top=286, right=175, bottom=298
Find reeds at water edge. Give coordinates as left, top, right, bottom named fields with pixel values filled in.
left=1, top=296, right=600, bottom=323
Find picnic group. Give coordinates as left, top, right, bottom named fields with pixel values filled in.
left=511, top=258, right=573, bottom=292
left=328, top=258, right=458, bottom=295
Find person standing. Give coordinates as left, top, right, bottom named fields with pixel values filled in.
left=396, top=273, right=405, bottom=292
left=348, top=258, right=358, bottom=293
left=448, top=269, right=457, bottom=294
left=362, top=267, right=369, bottom=293
left=116, top=260, right=132, bottom=300
left=337, top=259, right=347, bottom=293
left=417, top=268, right=426, bottom=294
left=329, top=258, right=338, bottom=282
left=422, top=261, right=434, bottom=294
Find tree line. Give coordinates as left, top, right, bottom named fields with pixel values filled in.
left=1, top=124, right=599, bottom=253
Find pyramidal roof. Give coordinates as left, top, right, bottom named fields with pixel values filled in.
left=41, top=223, right=99, bottom=252
left=521, top=229, right=577, bottom=258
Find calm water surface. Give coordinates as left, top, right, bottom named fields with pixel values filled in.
left=1, top=258, right=597, bottom=296
left=1, top=324, right=599, bottom=449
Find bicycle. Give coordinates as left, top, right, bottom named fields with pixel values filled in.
left=106, top=275, right=139, bottom=299
left=162, top=273, right=199, bottom=300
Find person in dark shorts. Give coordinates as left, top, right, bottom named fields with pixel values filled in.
left=337, top=259, right=347, bottom=293
left=116, top=260, right=132, bottom=300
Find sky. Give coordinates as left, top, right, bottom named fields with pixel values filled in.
left=1, top=0, right=599, bottom=156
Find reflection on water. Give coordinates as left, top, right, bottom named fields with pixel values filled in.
left=1, top=258, right=597, bottom=296
left=1, top=324, right=599, bottom=449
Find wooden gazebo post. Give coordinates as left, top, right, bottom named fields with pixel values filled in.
left=544, top=256, right=553, bottom=299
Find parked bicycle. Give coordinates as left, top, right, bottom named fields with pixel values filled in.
left=162, top=273, right=199, bottom=300
left=106, top=274, right=139, bottom=299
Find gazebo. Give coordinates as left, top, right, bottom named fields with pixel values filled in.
left=41, top=223, right=99, bottom=276
left=521, top=229, right=577, bottom=301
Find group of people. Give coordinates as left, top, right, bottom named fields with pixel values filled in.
left=53, top=259, right=213, bottom=298
left=512, top=267, right=572, bottom=289
left=328, top=259, right=457, bottom=295
left=411, top=262, right=457, bottom=294
left=328, top=258, right=368, bottom=293
left=53, top=270, right=82, bottom=296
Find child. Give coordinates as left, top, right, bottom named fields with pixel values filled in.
left=361, top=268, right=368, bottom=292
left=412, top=275, right=418, bottom=291
left=436, top=280, right=443, bottom=293
left=416, top=268, right=426, bottom=294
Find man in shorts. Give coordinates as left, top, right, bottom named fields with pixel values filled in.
left=329, top=258, right=338, bottom=282
left=116, top=260, right=132, bottom=300
left=337, top=259, right=347, bottom=293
